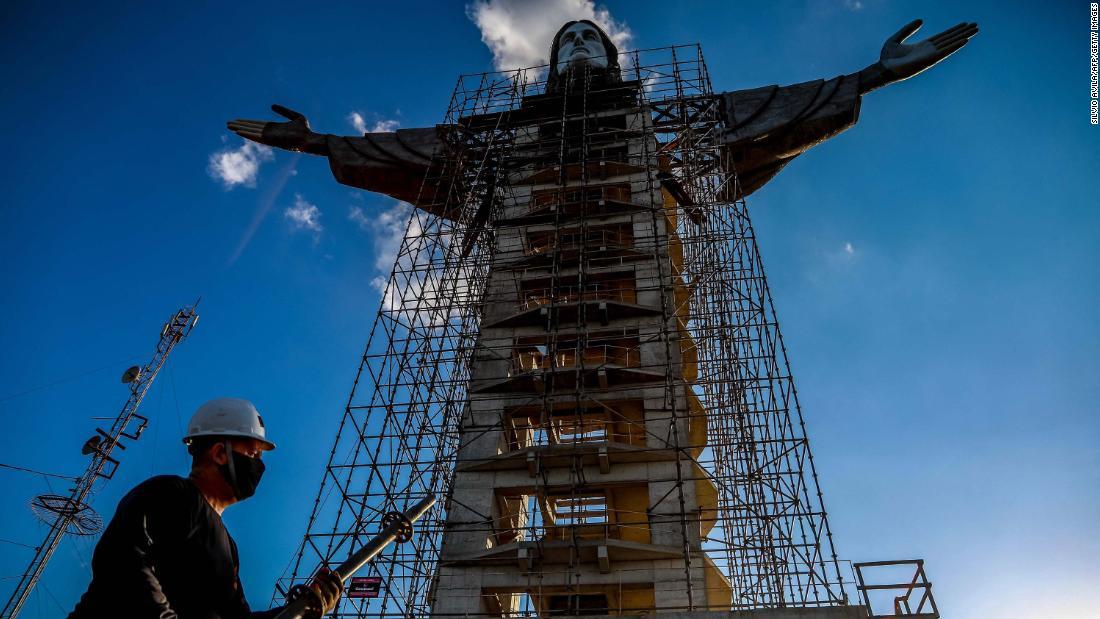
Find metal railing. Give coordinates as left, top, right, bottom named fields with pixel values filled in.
left=519, top=286, right=637, bottom=311
left=854, top=560, right=939, bottom=618
left=530, top=184, right=633, bottom=210
left=525, top=229, right=634, bottom=256
left=512, top=344, right=641, bottom=374
left=508, top=417, right=644, bottom=449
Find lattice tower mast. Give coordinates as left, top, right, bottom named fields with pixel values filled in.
left=277, top=46, right=845, bottom=617
left=1, top=302, right=200, bottom=619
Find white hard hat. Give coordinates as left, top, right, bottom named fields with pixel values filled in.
left=183, top=397, right=275, bottom=450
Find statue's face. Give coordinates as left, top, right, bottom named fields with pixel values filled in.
left=555, top=22, right=609, bottom=74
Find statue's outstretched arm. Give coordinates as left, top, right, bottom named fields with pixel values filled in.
left=720, top=19, right=977, bottom=197
left=227, top=106, right=450, bottom=217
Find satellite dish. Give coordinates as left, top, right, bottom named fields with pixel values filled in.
left=81, top=435, right=103, bottom=456
left=30, top=495, right=102, bottom=535
left=121, top=365, right=141, bottom=384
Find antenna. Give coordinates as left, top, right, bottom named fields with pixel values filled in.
left=0, top=300, right=200, bottom=619
left=120, top=365, right=141, bottom=384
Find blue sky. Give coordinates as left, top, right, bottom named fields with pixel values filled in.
left=0, top=1, right=1096, bottom=617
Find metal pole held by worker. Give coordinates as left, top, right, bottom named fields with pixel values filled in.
left=276, top=495, right=436, bottom=619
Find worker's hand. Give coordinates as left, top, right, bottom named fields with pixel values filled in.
left=308, top=567, right=343, bottom=616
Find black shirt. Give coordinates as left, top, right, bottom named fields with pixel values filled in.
left=69, top=475, right=279, bottom=619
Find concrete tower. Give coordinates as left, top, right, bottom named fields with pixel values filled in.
left=430, top=76, right=729, bottom=616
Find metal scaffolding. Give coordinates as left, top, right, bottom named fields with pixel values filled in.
left=277, top=46, right=847, bottom=617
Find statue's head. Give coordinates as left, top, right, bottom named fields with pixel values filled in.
left=546, top=20, right=621, bottom=94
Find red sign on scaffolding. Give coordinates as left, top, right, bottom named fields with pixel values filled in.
left=347, top=576, right=383, bottom=599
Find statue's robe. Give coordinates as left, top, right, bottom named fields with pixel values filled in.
left=322, top=127, right=448, bottom=214
left=320, top=73, right=861, bottom=214
left=720, top=73, right=861, bottom=197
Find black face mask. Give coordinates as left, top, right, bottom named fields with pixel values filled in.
left=218, top=441, right=265, bottom=500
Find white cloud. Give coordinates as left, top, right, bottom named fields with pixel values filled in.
left=466, top=0, right=632, bottom=71
left=285, top=194, right=323, bottom=234
left=370, top=275, right=390, bottom=297
left=844, top=0, right=864, bottom=10
left=373, top=263, right=477, bottom=328
left=347, top=111, right=401, bottom=134
left=348, top=205, right=371, bottom=230
left=368, top=202, right=420, bottom=272
left=370, top=119, right=400, bottom=133
left=207, top=140, right=274, bottom=189
left=844, top=242, right=855, bottom=255
left=353, top=202, right=479, bottom=328
left=348, top=111, right=368, bottom=134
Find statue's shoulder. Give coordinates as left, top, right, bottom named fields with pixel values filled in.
left=721, top=75, right=857, bottom=145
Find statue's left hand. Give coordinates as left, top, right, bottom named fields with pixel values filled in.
left=878, top=19, right=979, bottom=83
left=227, top=104, right=327, bottom=155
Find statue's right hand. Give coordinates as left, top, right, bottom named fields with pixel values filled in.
left=227, top=104, right=319, bottom=153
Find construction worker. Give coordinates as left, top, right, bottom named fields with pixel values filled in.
left=68, top=397, right=343, bottom=618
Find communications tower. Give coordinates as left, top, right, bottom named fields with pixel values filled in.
left=1, top=302, right=200, bottom=619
